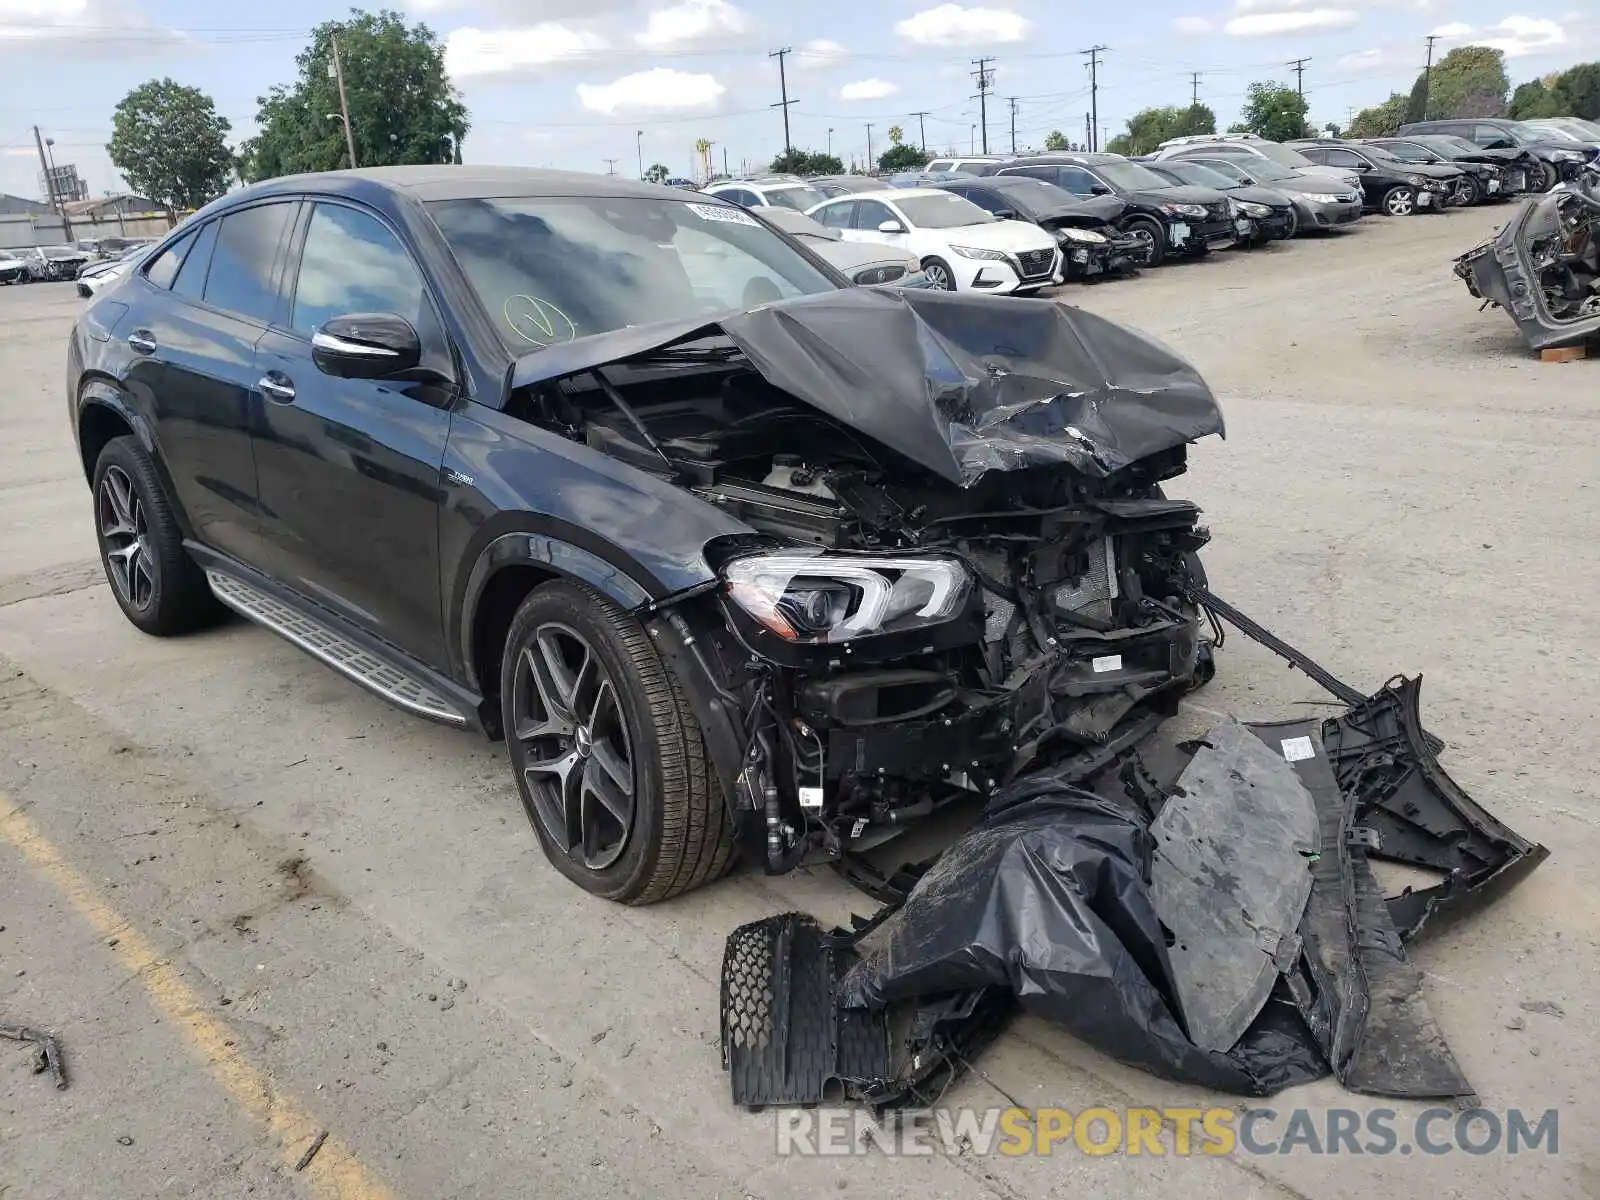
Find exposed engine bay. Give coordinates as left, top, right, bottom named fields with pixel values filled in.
left=508, top=287, right=1223, bottom=873
left=1455, top=166, right=1600, bottom=349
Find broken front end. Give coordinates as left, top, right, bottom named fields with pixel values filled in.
left=513, top=288, right=1224, bottom=875
left=1455, top=172, right=1600, bottom=349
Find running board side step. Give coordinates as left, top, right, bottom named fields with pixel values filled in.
left=205, top=569, right=472, bottom=727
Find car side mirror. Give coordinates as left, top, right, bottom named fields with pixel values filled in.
left=1483, top=139, right=1512, bottom=150
left=1353, top=162, right=1371, bottom=170
left=312, top=313, right=422, bottom=380
left=1089, top=184, right=1112, bottom=195
left=877, top=219, right=905, bottom=233
left=992, top=208, right=1018, bottom=219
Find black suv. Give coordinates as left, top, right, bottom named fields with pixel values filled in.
left=1289, top=141, right=1454, bottom=216
left=981, top=153, right=1235, bottom=266
left=1362, top=136, right=1518, bottom=204
left=1395, top=119, right=1596, bottom=191
left=68, top=166, right=1217, bottom=904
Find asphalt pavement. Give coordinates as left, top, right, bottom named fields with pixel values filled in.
left=1, top=204, right=1596, bottom=1199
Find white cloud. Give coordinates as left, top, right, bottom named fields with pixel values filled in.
left=1225, top=8, right=1359, bottom=35
left=895, top=4, right=1033, bottom=47
left=576, top=67, right=725, bottom=115
left=839, top=77, right=898, bottom=101
left=1336, top=47, right=1386, bottom=70
left=445, top=23, right=606, bottom=78
left=1476, top=15, right=1567, bottom=57
left=1172, top=15, right=1214, bottom=33
left=795, top=38, right=848, bottom=69
left=1430, top=20, right=1473, bottom=36
left=0, top=0, right=182, bottom=53
left=635, top=0, right=750, bottom=50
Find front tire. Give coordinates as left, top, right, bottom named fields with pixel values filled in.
left=920, top=256, right=956, bottom=291
left=92, top=436, right=223, bottom=635
left=1533, top=160, right=1558, bottom=192
left=1382, top=186, right=1416, bottom=216
left=500, top=579, right=734, bottom=904
left=1119, top=215, right=1166, bottom=267
left=1455, top=175, right=1482, bottom=206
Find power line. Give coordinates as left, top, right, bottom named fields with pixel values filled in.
left=1288, top=57, right=1311, bottom=99
left=908, top=110, right=930, bottom=150
left=769, top=47, right=795, bottom=155
left=971, top=57, right=995, bottom=154
left=1080, top=45, right=1107, bottom=151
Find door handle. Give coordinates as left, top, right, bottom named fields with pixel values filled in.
left=127, top=330, right=156, bottom=355
left=258, top=373, right=296, bottom=404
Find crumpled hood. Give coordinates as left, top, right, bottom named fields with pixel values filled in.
left=511, top=287, right=1224, bottom=487
left=1032, top=195, right=1128, bottom=229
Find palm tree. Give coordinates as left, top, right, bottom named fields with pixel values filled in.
left=694, top=138, right=712, bottom=182
left=887, top=124, right=904, bottom=146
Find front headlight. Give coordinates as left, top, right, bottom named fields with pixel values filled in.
left=1238, top=201, right=1273, bottom=218
left=949, top=244, right=1007, bottom=260
left=1552, top=150, right=1584, bottom=162
left=723, top=551, right=972, bottom=643
left=1405, top=174, right=1427, bottom=186
left=1161, top=203, right=1207, bottom=218
left=1057, top=227, right=1107, bottom=244
left=1301, top=192, right=1341, bottom=202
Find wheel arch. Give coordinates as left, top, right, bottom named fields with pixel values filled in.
left=75, top=380, right=193, bottom=538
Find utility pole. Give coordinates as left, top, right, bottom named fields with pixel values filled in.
left=33, top=126, right=71, bottom=241
left=909, top=110, right=930, bottom=151
left=331, top=32, right=357, bottom=168
left=1287, top=56, right=1310, bottom=100
left=1080, top=46, right=1107, bottom=151
left=636, top=130, right=644, bottom=178
left=827, top=127, right=833, bottom=156
left=970, top=57, right=994, bottom=154
left=769, top=47, right=795, bottom=155
left=1420, top=34, right=1440, bottom=118
left=1084, top=112, right=1092, bottom=152
left=603, top=158, right=618, bottom=176
left=1007, top=97, right=1018, bottom=154
left=723, top=147, right=729, bottom=176
left=1190, top=72, right=1202, bottom=107
left=865, top=122, right=874, bottom=167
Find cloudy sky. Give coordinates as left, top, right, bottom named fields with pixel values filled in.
left=0, top=0, right=1589, bottom=197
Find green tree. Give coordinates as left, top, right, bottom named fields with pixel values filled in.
left=770, top=149, right=844, bottom=175
left=1421, top=46, right=1508, bottom=119
left=1403, top=73, right=1429, bottom=125
left=1551, top=63, right=1600, bottom=120
left=1509, top=79, right=1564, bottom=119
left=878, top=143, right=928, bottom=172
left=107, top=79, right=234, bottom=217
left=240, top=8, right=468, bottom=182
left=1043, top=129, right=1069, bottom=151
left=643, top=163, right=670, bottom=184
left=1105, top=133, right=1133, bottom=156
left=887, top=125, right=904, bottom=146
left=1240, top=82, right=1308, bottom=142
left=1115, top=103, right=1216, bottom=155
left=1348, top=93, right=1410, bottom=138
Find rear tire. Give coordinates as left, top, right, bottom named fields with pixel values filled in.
left=920, top=256, right=956, bottom=291
left=500, top=579, right=734, bottom=904
left=92, top=436, right=224, bottom=636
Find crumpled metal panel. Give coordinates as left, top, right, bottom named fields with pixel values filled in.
left=1150, top=719, right=1319, bottom=1052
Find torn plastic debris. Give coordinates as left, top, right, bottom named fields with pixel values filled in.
left=1, top=1022, right=67, bottom=1089
left=718, top=595, right=1547, bottom=1110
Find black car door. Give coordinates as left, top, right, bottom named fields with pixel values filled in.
left=117, top=201, right=298, bottom=570
left=250, top=199, right=455, bottom=670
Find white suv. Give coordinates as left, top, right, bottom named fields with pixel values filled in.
left=701, top=177, right=833, bottom=212
left=924, top=156, right=1009, bottom=176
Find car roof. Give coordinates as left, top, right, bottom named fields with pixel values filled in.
left=1006, top=152, right=1122, bottom=165
left=228, top=165, right=693, bottom=205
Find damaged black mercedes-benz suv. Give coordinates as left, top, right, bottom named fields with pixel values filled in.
left=67, top=166, right=1220, bottom=904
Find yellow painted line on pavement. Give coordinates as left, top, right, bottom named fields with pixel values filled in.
left=0, top=794, right=397, bottom=1200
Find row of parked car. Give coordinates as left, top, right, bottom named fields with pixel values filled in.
left=699, top=123, right=1600, bottom=295
left=0, top=236, right=156, bottom=287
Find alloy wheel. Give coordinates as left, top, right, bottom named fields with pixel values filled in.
left=97, top=465, right=156, bottom=611
left=923, top=262, right=953, bottom=290
left=1385, top=189, right=1415, bottom=216
left=511, top=622, right=636, bottom=870
left=1124, top=226, right=1157, bottom=265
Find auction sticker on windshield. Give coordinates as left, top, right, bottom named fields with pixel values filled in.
left=687, top=202, right=759, bottom=226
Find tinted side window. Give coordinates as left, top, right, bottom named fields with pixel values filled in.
left=926, top=160, right=953, bottom=173
left=815, top=201, right=856, bottom=229
left=202, top=202, right=294, bottom=324
left=1054, top=166, right=1102, bottom=195
left=953, top=163, right=985, bottom=176
left=143, top=230, right=196, bottom=290
left=962, top=188, right=1003, bottom=213
left=172, top=220, right=219, bottom=300
left=1323, top=148, right=1364, bottom=167
left=291, top=204, right=427, bottom=336
left=1473, top=124, right=1512, bottom=147
left=853, top=199, right=896, bottom=230
left=1001, top=165, right=1054, bottom=184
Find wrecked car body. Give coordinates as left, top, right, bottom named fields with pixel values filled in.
left=1455, top=169, right=1600, bottom=349
left=512, top=285, right=1223, bottom=877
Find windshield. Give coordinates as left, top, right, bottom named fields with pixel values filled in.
left=1158, top=162, right=1237, bottom=189
left=894, top=192, right=993, bottom=228
left=1425, top=135, right=1488, bottom=156
left=1095, top=159, right=1175, bottom=191
left=1380, top=141, right=1432, bottom=161
left=1247, top=142, right=1314, bottom=169
left=1363, top=145, right=1403, bottom=163
left=42, top=246, right=79, bottom=259
left=1529, top=119, right=1599, bottom=142
left=1191, top=158, right=1249, bottom=184
left=428, top=195, right=839, bottom=350
left=765, top=185, right=829, bottom=211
